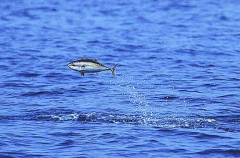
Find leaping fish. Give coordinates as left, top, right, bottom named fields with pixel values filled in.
left=67, top=56, right=119, bottom=77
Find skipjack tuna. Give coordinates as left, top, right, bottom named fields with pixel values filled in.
left=68, top=56, right=119, bottom=77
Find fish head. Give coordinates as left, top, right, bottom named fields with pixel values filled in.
left=67, top=61, right=84, bottom=71
left=67, top=62, right=74, bottom=69
left=67, top=62, right=74, bottom=67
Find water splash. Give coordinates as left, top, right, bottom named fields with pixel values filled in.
left=109, top=73, right=216, bottom=129
left=0, top=111, right=223, bottom=131
left=110, top=74, right=157, bottom=120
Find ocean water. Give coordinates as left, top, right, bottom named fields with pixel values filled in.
left=0, top=0, right=240, bottom=157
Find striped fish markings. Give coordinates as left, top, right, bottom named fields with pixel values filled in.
left=68, top=56, right=119, bottom=77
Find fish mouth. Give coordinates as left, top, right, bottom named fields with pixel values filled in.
left=67, top=63, right=74, bottom=67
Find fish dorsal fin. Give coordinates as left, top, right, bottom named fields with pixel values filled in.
left=95, top=58, right=98, bottom=62
left=82, top=55, right=87, bottom=60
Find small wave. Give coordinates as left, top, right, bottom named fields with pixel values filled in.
left=17, top=72, right=40, bottom=77
left=1, top=111, right=232, bottom=131
left=21, top=90, right=64, bottom=97
left=4, top=82, right=31, bottom=88
left=196, top=149, right=240, bottom=157
left=21, top=91, right=50, bottom=97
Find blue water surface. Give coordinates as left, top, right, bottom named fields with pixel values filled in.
left=0, top=0, right=240, bottom=157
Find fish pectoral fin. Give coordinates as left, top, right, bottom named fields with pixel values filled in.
left=81, top=72, right=84, bottom=76
left=96, top=72, right=98, bottom=76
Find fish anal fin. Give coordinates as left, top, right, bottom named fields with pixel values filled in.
left=81, top=72, right=84, bottom=76
left=96, top=72, right=98, bottom=76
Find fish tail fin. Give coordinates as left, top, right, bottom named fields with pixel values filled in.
left=111, top=63, right=119, bottom=77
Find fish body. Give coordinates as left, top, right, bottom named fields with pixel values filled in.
left=68, top=56, right=118, bottom=77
